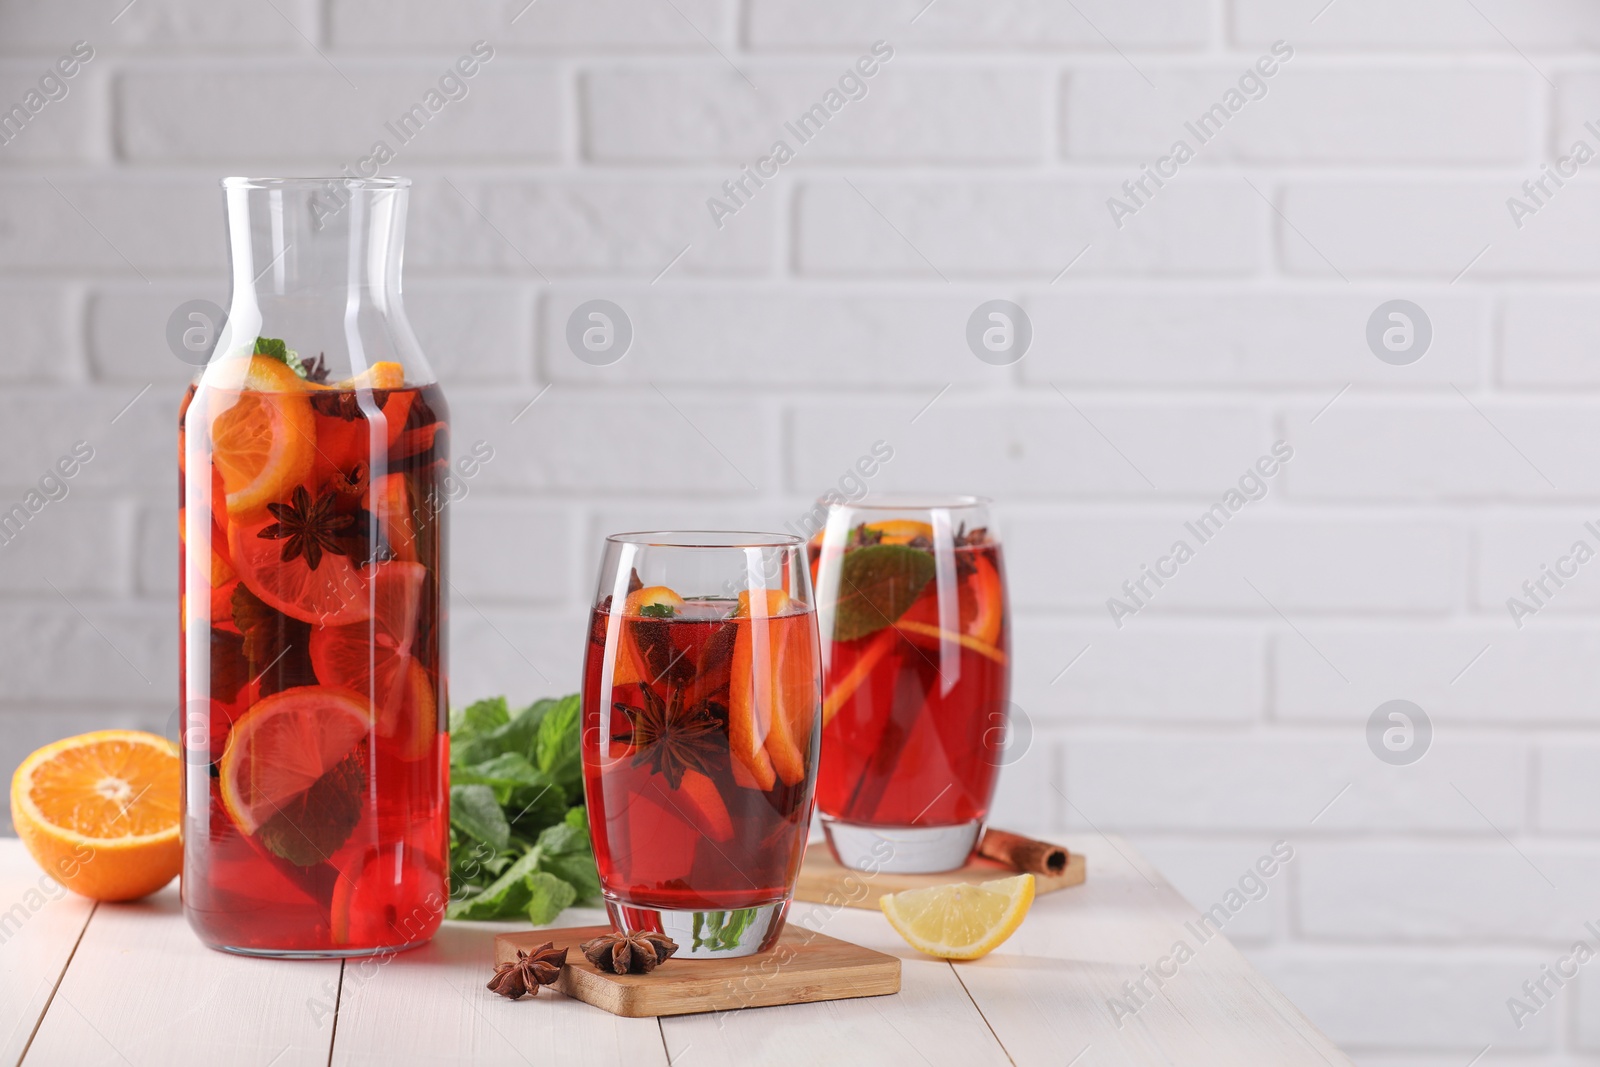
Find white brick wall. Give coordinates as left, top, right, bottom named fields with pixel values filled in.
left=2, top=1, right=1599, bottom=1059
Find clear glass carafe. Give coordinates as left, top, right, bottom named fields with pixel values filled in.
left=180, top=177, right=449, bottom=956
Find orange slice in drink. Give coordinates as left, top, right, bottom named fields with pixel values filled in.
left=330, top=843, right=445, bottom=947
left=730, top=592, right=816, bottom=788
left=672, top=769, right=734, bottom=843
left=10, top=730, right=181, bottom=901
left=389, top=658, right=440, bottom=762
left=369, top=472, right=419, bottom=562
left=229, top=511, right=373, bottom=626
left=340, top=361, right=406, bottom=392
left=822, top=626, right=896, bottom=727
left=865, top=519, right=934, bottom=545
left=614, top=586, right=687, bottom=687
left=964, top=554, right=1004, bottom=646
left=208, top=356, right=316, bottom=519
left=219, top=686, right=372, bottom=839
left=764, top=620, right=818, bottom=787
left=892, top=620, right=1007, bottom=665
left=308, top=561, right=435, bottom=758
left=735, top=588, right=789, bottom=618
left=627, top=586, right=686, bottom=616
left=728, top=621, right=778, bottom=792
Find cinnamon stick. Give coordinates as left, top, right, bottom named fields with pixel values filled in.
left=978, top=829, right=1068, bottom=876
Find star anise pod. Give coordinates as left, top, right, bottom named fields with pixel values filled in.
left=329, top=462, right=368, bottom=495
left=309, top=388, right=391, bottom=421
left=487, top=943, right=568, bottom=1000
left=301, top=353, right=332, bottom=384
left=257, top=485, right=354, bottom=570
left=614, top=685, right=722, bottom=789
left=954, top=523, right=990, bottom=548
left=851, top=523, right=884, bottom=547
left=580, top=930, right=678, bottom=975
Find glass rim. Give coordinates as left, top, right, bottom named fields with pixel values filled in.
left=819, top=494, right=991, bottom=511
left=605, top=529, right=803, bottom=549
left=220, top=176, right=411, bottom=191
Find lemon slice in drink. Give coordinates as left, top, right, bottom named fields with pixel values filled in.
left=879, top=874, right=1035, bottom=960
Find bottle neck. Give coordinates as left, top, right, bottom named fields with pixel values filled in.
left=207, top=178, right=431, bottom=385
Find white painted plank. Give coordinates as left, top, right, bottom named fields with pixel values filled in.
left=0, top=843, right=95, bottom=1067
left=660, top=903, right=1012, bottom=1067
left=23, top=880, right=338, bottom=1066
left=953, top=835, right=1352, bottom=1067
left=330, top=907, right=667, bottom=1067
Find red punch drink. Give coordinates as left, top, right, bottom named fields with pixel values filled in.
left=811, top=499, right=1011, bottom=873
left=581, top=533, right=819, bottom=958
left=181, top=177, right=449, bottom=956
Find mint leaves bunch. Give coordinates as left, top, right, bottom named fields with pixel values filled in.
left=447, top=694, right=600, bottom=924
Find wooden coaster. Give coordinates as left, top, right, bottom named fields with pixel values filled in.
left=793, top=841, right=1086, bottom=910
left=494, top=924, right=900, bottom=1018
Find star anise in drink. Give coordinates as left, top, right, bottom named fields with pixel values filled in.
left=579, top=930, right=678, bottom=975
left=487, top=942, right=568, bottom=1000
left=301, top=352, right=332, bottom=384
left=258, top=485, right=354, bottom=570
left=850, top=523, right=884, bottom=547
left=310, top=389, right=391, bottom=421
left=613, top=685, right=722, bottom=789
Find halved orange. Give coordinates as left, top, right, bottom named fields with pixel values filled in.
left=206, top=356, right=316, bottom=519
left=10, top=731, right=181, bottom=901
left=219, top=687, right=372, bottom=837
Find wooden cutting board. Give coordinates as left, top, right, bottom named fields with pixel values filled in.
left=793, top=842, right=1086, bottom=910
left=494, top=924, right=900, bottom=1018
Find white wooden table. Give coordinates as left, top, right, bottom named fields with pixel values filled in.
left=0, top=835, right=1348, bottom=1066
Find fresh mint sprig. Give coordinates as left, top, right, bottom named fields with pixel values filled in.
left=446, top=694, right=598, bottom=924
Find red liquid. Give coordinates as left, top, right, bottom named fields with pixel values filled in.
left=180, top=376, right=449, bottom=954
left=816, top=543, right=1009, bottom=827
left=581, top=601, right=818, bottom=910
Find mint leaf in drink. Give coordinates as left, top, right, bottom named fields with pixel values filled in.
left=258, top=746, right=366, bottom=866
left=831, top=543, right=937, bottom=642
left=231, top=584, right=316, bottom=697
left=254, top=336, right=288, bottom=360
left=639, top=602, right=676, bottom=618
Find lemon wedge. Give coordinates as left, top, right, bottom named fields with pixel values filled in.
left=879, top=873, right=1035, bottom=960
